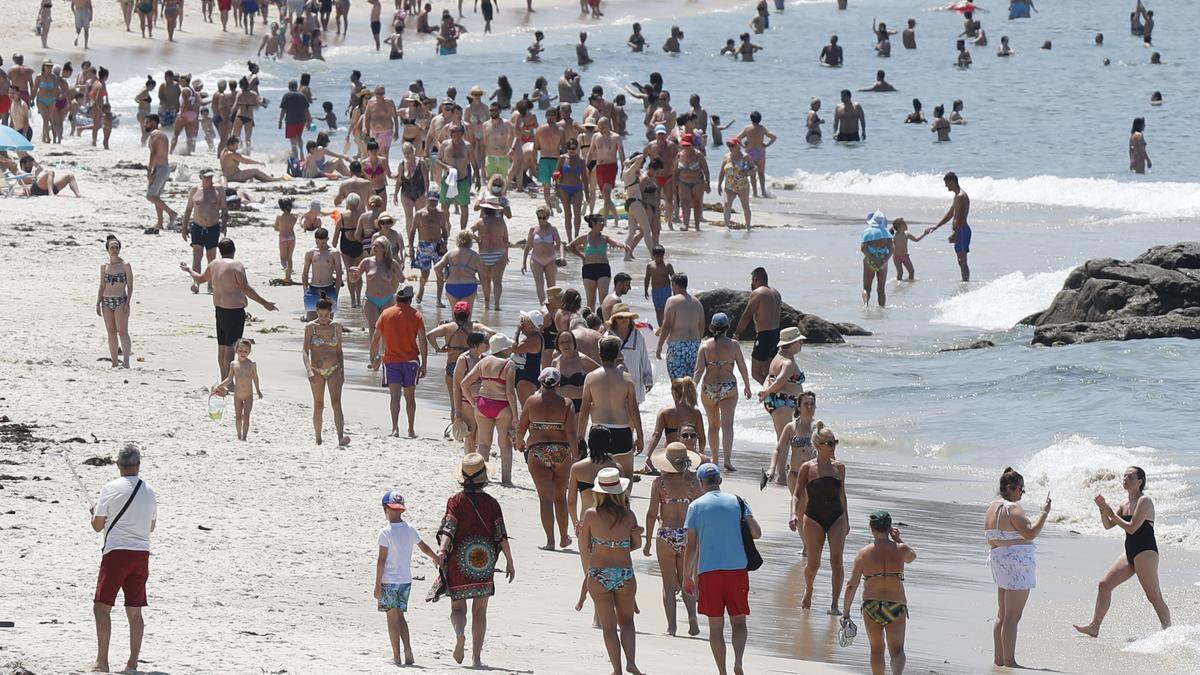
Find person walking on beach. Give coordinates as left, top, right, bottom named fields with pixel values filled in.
left=644, top=442, right=703, bottom=636
left=683, top=463, right=761, bottom=675
left=736, top=112, right=776, bottom=198
left=435, top=453, right=515, bottom=668
left=301, top=227, right=344, bottom=320
left=923, top=172, right=971, bottom=282
left=374, top=490, right=442, bottom=666
left=694, top=313, right=752, bottom=470
left=791, top=421, right=849, bottom=614
left=579, top=336, right=643, bottom=478
left=515, top=367, right=577, bottom=550
left=143, top=114, right=179, bottom=231
left=97, top=235, right=133, bottom=369
left=985, top=467, right=1050, bottom=669
left=72, top=0, right=94, bottom=49
left=733, top=267, right=782, bottom=385
left=656, top=273, right=705, bottom=381
left=278, top=80, right=311, bottom=160
left=181, top=170, right=228, bottom=294
left=370, top=285, right=428, bottom=438
left=841, top=510, right=917, bottom=675
left=180, top=238, right=278, bottom=380
left=303, top=297, right=350, bottom=446
left=90, top=444, right=157, bottom=675
left=861, top=211, right=893, bottom=307
left=1073, top=466, right=1171, bottom=637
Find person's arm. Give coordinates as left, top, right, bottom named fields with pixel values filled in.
left=734, top=292, right=757, bottom=338
left=181, top=191, right=195, bottom=241
left=252, top=362, right=263, bottom=398
left=644, top=410, right=666, bottom=456
left=628, top=381, right=644, bottom=453
left=1007, top=499, right=1051, bottom=539
left=858, top=105, right=867, bottom=139
left=514, top=396, right=531, bottom=452
left=682, top=527, right=699, bottom=595
left=373, top=544, right=388, bottom=600
left=504, top=364, right=519, bottom=420
left=789, top=463, right=810, bottom=531
left=1101, top=497, right=1149, bottom=535
left=927, top=205, right=955, bottom=235
left=568, top=465, right=582, bottom=529
left=417, top=539, right=443, bottom=566
left=418, top=320, right=429, bottom=379
left=334, top=251, right=344, bottom=290
left=179, top=260, right=212, bottom=285
left=242, top=271, right=277, bottom=310
left=301, top=251, right=313, bottom=289
left=655, top=303, right=674, bottom=358
left=499, top=537, right=515, bottom=582
left=837, top=464, right=849, bottom=534
left=302, top=324, right=316, bottom=378
left=567, top=234, right=587, bottom=260
left=840, top=552, right=864, bottom=617
left=576, top=381, right=593, bottom=442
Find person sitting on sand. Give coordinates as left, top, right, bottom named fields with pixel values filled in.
left=841, top=510, right=918, bottom=675
left=16, top=155, right=81, bottom=196
left=220, top=136, right=276, bottom=182
left=212, top=338, right=262, bottom=441
left=374, top=490, right=442, bottom=667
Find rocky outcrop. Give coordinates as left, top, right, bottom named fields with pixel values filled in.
left=1022, top=242, right=1200, bottom=346
left=695, top=289, right=870, bottom=344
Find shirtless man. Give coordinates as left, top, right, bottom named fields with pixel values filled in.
left=733, top=267, right=782, bottom=384
left=819, top=35, right=844, bottom=66
left=426, top=302, right=494, bottom=423
left=737, top=111, right=778, bottom=198
left=572, top=314, right=604, bottom=363
left=144, top=114, right=179, bottom=231
left=301, top=227, right=345, bottom=320
left=924, top=171, right=972, bottom=281
left=335, top=161, right=376, bottom=212
left=409, top=196, right=448, bottom=305
left=833, top=89, right=866, bottom=142
left=587, top=116, right=625, bottom=228
left=557, top=68, right=581, bottom=105
left=859, top=69, right=897, bottom=93
left=656, top=273, right=705, bottom=381
left=158, top=71, right=181, bottom=125
left=534, top=108, right=564, bottom=210
left=482, top=103, right=517, bottom=188
left=600, top=272, right=632, bottom=320
left=7, top=55, right=34, bottom=110
left=180, top=238, right=277, bottom=379
left=365, top=85, right=399, bottom=158
left=437, top=125, right=476, bottom=230
left=6, top=88, right=33, bottom=141
left=72, top=0, right=94, bottom=49
left=902, top=19, right=917, bottom=49
left=181, top=170, right=228, bottom=294
left=578, top=335, right=644, bottom=479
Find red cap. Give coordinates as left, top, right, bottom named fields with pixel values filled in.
left=680, top=133, right=694, bottom=146
left=726, top=137, right=740, bottom=147
left=454, top=301, right=470, bottom=314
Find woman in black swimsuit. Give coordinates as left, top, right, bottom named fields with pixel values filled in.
left=1072, top=466, right=1171, bottom=637
left=551, top=330, right=598, bottom=414
left=789, top=420, right=848, bottom=614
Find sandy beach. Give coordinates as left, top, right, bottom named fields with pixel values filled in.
left=4, top=0, right=1199, bottom=673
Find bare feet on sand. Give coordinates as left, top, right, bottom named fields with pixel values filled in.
left=452, top=634, right=465, bottom=664
left=1073, top=623, right=1099, bottom=637
left=539, top=543, right=556, bottom=551
left=801, top=593, right=812, bottom=609
left=829, top=602, right=842, bottom=616
left=91, top=661, right=109, bottom=673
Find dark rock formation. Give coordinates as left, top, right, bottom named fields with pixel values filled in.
left=938, top=339, right=995, bottom=352
left=1023, top=242, right=1200, bottom=346
left=695, top=289, right=870, bottom=344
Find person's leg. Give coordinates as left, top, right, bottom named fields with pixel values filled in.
left=474, top=413, right=497, bottom=456
left=863, top=616, right=886, bottom=675
left=491, top=257, right=507, bottom=310
left=674, top=546, right=699, bottom=634
left=827, top=514, right=847, bottom=614
left=992, top=589, right=1005, bottom=667
left=241, top=396, right=254, bottom=439
left=387, top=382, right=403, bottom=435
left=125, top=606, right=145, bottom=672
left=862, top=260, right=874, bottom=305
left=590, top=586, right=623, bottom=675
left=1133, top=551, right=1171, bottom=628
left=114, top=303, right=132, bottom=367
left=191, top=243, right=206, bottom=291
left=496, top=407, right=515, bottom=485
left=700, top=396, right=721, bottom=464
left=706, top=615, right=727, bottom=675
left=218, top=344, right=234, bottom=380
left=93, top=602, right=113, bottom=671
left=957, top=251, right=970, bottom=282
left=875, top=268, right=887, bottom=306
left=656, top=543, right=680, bottom=634
left=531, top=261, right=547, bottom=304
left=1073, top=555, right=1132, bottom=635
left=801, top=517, right=827, bottom=609
left=551, top=455, right=572, bottom=547
left=469, top=597, right=489, bottom=667
left=738, top=191, right=752, bottom=230
left=459, top=401, right=478, bottom=453
left=719, top=395, right=737, bottom=469
left=614, top=581, right=642, bottom=674
left=403, top=385, right=417, bottom=437
left=1000, top=588, right=1029, bottom=667
left=722, top=191, right=734, bottom=228
left=884, top=616, right=907, bottom=675
left=583, top=279, right=598, bottom=311
left=450, top=599, right=467, bottom=664
left=729, top=614, right=748, bottom=675
left=308, top=372, right=326, bottom=444
left=690, top=182, right=704, bottom=230
left=527, top=458, right=557, bottom=548
left=595, top=276, right=611, bottom=305
left=103, top=307, right=120, bottom=366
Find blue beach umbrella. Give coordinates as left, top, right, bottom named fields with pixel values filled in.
left=0, top=125, right=35, bottom=152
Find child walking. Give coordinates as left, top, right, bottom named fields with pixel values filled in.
left=374, top=491, right=442, bottom=666
left=212, top=339, right=263, bottom=441
left=890, top=217, right=924, bottom=281
left=643, top=244, right=676, bottom=326
left=274, top=198, right=298, bottom=281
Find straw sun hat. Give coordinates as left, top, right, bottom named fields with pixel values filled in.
left=458, top=452, right=490, bottom=486
left=650, top=442, right=704, bottom=474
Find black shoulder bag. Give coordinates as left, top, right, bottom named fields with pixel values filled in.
left=102, top=479, right=144, bottom=551
left=737, top=496, right=763, bottom=572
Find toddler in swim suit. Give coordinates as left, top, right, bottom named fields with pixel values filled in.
left=212, top=339, right=263, bottom=442
left=889, top=218, right=924, bottom=281
left=643, top=245, right=675, bottom=326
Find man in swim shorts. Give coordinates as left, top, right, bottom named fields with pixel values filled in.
left=833, top=89, right=866, bottom=143
left=409, top=194, right=448, bottom=304
left=587, top=116, right=624, bottom=227
left=578, top=335, right=644, bottom=478
left=657, top=273, right=705, bottom=380
left=481, top=102, right=516, bottom=187
left=180, top=238, right=277, bottom=380
left=302, top=227, right=344, bottom=320
left=534, top=107, right=564, bottom=210
left=181, top=170, right=227, bottom=294
left=277, top=79, right=311, bottom=160
left=72, top=0, right=94, bottom=49
left=437, top=124, right=475, bottom=230
left=370, top=285, right=428, bottom=438
left=144, top=114, right=179, bottom=231
left=365, top=85, right=398, bottom=158
left=924, top=171, right=972, bottom=281
left=734, top=266, right=783, bottom=384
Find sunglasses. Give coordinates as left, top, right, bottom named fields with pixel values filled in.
left=680, top=432, right=698, bottom=440
left=820, top=439, right=840, bottom=447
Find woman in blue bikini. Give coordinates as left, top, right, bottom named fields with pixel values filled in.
left=351, top=238, right=401, bottom=358
left=554, top=139, right=587, bottom=239
left=580, top=467, right=645, bottom=675
left=434, top=231, right=483, bottom=310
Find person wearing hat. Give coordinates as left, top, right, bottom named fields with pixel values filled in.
left=301, top=226, right=345, bottom=321
left=516, top=367, right=578, bottom=550
left=606, top=303, right=654, bottom=405
left=841, top=510, right=916, bottom=675
left=717, top=136, right=755, bottom=230
left=694, top=312, right=752, bottom=470
left=734, top=267, right=783, bottom=383
left=474, top=196, right=510, bottom=311
left=675, top=132, right=709, bottom=233
left=522, top=206, right=565, bottom=305
left=461, top=334, right=519, bottom=485
left=372, top=212, right=405, bottom=266
left=644, top=442, right=703, bottom=636
left=513, top=310, right=546, bottom=403
left=370, top=284, right=428, bottom=438
left=373, top=489, right=442, bottom=665
left=435, top=453, right=515, bottom=667
left=861, top=210, right=894, bottom=307
left=181, top=169, right=229, bottom=294
left=578, top=335, right=644, bottom=478
left=580, top=467, right=644, bottom=675
left=758, top=325, right=806, bottom=439
left=790, top=420, right=848, bottom=615
left=683, top=462, right=761, bottom=674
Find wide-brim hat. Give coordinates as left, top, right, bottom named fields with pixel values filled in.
left=650, top=442, right=703, bottom=474
left=778, top=326, right=806, bottom=346
left=608, top=303, right=639, bottom=321
left=592, top=467, right=630, bottom=494
left=489, top=334, right=514, bottom=354
left=459, top=452, right=490, bottom=485
left=479, top=196, right=504, bottom=211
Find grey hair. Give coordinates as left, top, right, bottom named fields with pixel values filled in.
left=117, top=443, right=142, bottom=467
left=346, top=193, right=362, bottom=207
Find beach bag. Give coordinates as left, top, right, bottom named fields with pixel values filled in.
left=838, top=617, right=858, bottom=647
left=287, top=156, right=303, bottom=177
left=737, top=496, right=763, bottom=571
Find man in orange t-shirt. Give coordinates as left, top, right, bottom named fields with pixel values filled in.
left=370, top=285, right=428, bottom=438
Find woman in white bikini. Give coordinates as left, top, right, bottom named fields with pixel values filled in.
left=985, top=467, right=1050, bottom=669
left=302, top=298, right=349, bottom=446
left=692, top=312, right=752, bottom=471
left=96, top=236, right=133, bottom=368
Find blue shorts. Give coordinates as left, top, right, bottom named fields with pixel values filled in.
left=439, top=46, right=457, bottom=55
left=304, top=284, right=338, bottom=313
left=954, top=224, right=972, bottom=254
left=189, top=223, right=221, bottom=250
left=666, top=340, right=699, bottom=380
left=377, top=582, right=412, bottom=612
left=651, top=286, right=671, bottom=312
left=384, top=361, right=419, bottom=388
left=414, top=240, right=439, bottom=271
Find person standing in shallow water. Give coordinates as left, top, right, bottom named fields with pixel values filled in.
left=985, top=467, right=1050, bottom=669
left=924, top=172, right=971, bottom=281
left=841, top=510, right=917, bottom=675
left=1129, top=117, right=1151, bottom=174
left=1073, top=466, right=1171, bottom=637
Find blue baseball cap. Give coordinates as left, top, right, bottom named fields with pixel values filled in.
left=381, top=490, right=407, bottom=511
left=696, top=463, right=721, bottom=480
left=710, top=312, right=730, bottom=328
left=654, top=124, right=668, bottom=135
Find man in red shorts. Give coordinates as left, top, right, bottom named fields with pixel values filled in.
left=277, top=79, right=311, bottom=161
left=683, top=463, right=761, bottom=675
left=371, top=284, right=429, bottom=438
left=89, top=444, right=158, bottom=674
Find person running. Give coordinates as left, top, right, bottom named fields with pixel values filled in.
left=683, top=463, right=761, bottom=675
left=643, top=442, right=703, bottom=636
left=435, top=453, right=516, bottom=668
left=656, top=273, right=705, bottom=381
left=923, top=171, right=971, bottom=281
left=734, top=267, right=782, bottom=384
left=90, top=444, right=157, bottom=675
left=1073, top=466, right=1171, bottom=637
left=578, top=335, right=643, bottom=479
left=790, top=420, right=848, bottom=614
left=302, top=297, right=349, bottom=446
left=461, top=334, right=520, bottom=485
left=841, top=510, right=917, bottom=675
left=693, top=313, right=752, bottom=470
left=370, top=285, right=428, bottom=438
left=581, top=467, right=645, bottom=675
left=516, top=367, right=578, bottom=551
left=96, top=235, right=133, bottom=368
left=985, top=467, right=1050, bottom=669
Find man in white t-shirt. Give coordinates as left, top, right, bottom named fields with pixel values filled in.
left=89, top=444, right=158, bottom=674
left=374, top=490, right=442, bottom=666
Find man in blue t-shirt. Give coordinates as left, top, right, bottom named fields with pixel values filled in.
left=683, top=463, right=761, bottom=675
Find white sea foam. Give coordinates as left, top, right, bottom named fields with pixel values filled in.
left=1122, top=625, right=1200, bottom=656
left=1020, top=436, right=1199, bottom=550
left=931, top=269, right=1070, bottom=330
left=786, top=170, right=1200, bottom=219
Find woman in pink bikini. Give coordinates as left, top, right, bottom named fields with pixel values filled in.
left=460, top=334, right=519, bottom=486
left=521, top=205, right=564, bottom=305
